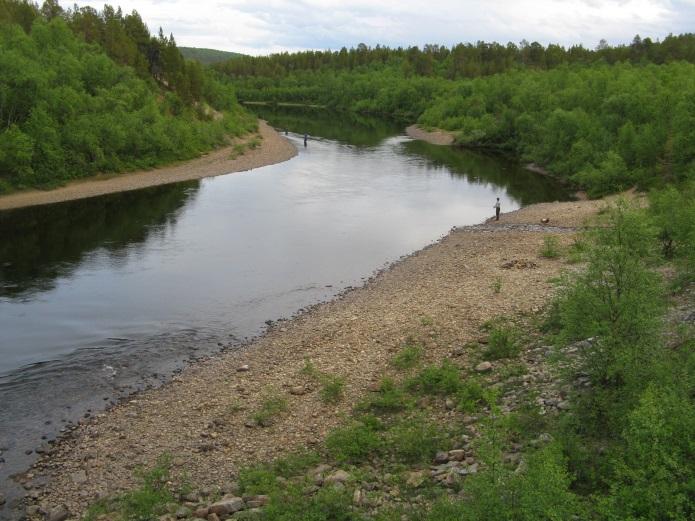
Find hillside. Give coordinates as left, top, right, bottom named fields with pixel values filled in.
left=180, top=46, right=244, bottom=65
left=0, top=1, right=256, bottom=193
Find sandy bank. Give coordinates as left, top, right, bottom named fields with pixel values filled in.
left=405, top=125, right=455, bottom=145
left=0, top=121, right=297, bottom=211
left=22, top=198, right=606, bottom=517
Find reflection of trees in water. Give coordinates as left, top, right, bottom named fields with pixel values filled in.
left=402, top=140, right=573, bottom=205
left=250, top=106, right=401, bottom=147
left=0, top=181, right=200, bottom=298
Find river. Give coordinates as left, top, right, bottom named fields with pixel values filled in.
left=0, top=108, right=570, bottom=511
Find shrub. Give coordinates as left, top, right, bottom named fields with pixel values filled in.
left=483, top=324, right=520, bottom=360
left=406, top=361, right=462, bottom=396
left=360, top=377, right=412, bottom=414
left=320, top=375, right=345, bottom=404
left=392, top=343, right=424, bottom=370
left=386, top=416, right=446, bottom=464
left=540, top=235, right=561, bottom=258
left=325, top=416, right=383, bottom=464
left=456, top=378, right=496, bottom=413
left=252, top=393, right=288, bottom=427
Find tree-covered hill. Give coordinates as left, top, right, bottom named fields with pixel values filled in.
left=180, top=47, right=244, bottom=65
left=0, top=0, right=255, bottom=193
left=220, top=36, right=695, bottom=196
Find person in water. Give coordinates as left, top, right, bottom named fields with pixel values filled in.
left=493, top=197, right=501, bottom=221
left=303, top=133, right=308, bottom=146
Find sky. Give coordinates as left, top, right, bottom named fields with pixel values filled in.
left=71, top=0, right=695, bottom=55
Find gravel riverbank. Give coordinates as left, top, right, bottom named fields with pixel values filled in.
left=0, top=121, right=297, bottom=211
left=15, top=197, right=610, bottom=519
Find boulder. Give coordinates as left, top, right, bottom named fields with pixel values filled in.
left=208, top=497, right=245, bottom=516
left=324, top=470, right=350, bottom=485
left=475, top=361, right=492, bottom=373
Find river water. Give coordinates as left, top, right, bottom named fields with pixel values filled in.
left=0, top=109, right=570, bottom=510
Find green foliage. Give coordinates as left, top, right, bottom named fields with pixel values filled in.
left=319, top=374, right=345, bottom=404
left=252, top=393, right=288, bottom=427
left=262, top=485, right=358, bottom=521
left=456, top=377, right=497, bottom=413
left=491, top=276, right=502, bottom=294
left=539, top=235, right=561, bottom=259
left=84, top=455, right=174, bottom=521
left=392, top=342, right=424, bottom=370
left=325, top=416, right=383, bottom=464
left=483, top=324, right=520, bottom=360
left=179, top=46, right=244, bottom=65
left=385, top=416, right=446, bottom=464
left=0, top=5, right=252, bottom=191
left=406, top=361, right=462, bottom=396
left=359, top=377, right=412, bottom=414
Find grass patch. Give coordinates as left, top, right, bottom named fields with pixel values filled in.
left=386, top=416, right=448, bottom=464
left=229, top=142, right=247, bottom=159
left=247, top=135, right=262, bottom=149
left=392, top=342, right=424, bottom=370
left=457, top=377, right=498, bottom=413
left=491, top=276, right=502, bottom=294
left=483, top=324, right=521, bottom=360
left=540, top=235, right=562, bottom=258
left=85, top=455, right=174, bottom=521
left=359, top=377, right=413, bottom=414
left=320, top=375, right=345, bottom=404
left=252, top=393, right=288, bottom=427
left=406, top=361, right=462, bottom=396
left=421, top=315, right=434, bottom=326
left=325, top=416, right=383, bottom=464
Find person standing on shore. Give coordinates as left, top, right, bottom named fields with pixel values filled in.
left=493, top=197, right=501, bottom=221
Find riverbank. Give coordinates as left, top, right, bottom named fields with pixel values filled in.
left=405, top=125, right=455, bottom=145
left=0, top=121, right=297, bottom=211
left=18, top=197, right=611, bottom=518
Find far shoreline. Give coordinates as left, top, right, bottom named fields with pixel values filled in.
left=0, top=120, right=297, bottom=212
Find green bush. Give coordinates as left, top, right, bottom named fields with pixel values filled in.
left=359, top=377, right=412, bottom=414
left=456, top=378, right=496, bottom=413
left=325, top=416, right=383, bottom=464
left=483, top=325, right=520, bottom=360
left=320, top=375, right=345, bottom=404
left=392, top=343, right=424, bottom=370
left=262, top=485, right=356, bottom=521
left=252, top=393, right=288, bottom=427
left=406, top=361, right=462, bottom=396
left=385, top=416, right=446, bottom=464
left=540, top=235, right=561, bottom=258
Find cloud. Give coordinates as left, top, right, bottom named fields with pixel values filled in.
left=70, top=0, right=692, bottom=54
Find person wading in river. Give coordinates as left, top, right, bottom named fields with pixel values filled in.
left=493, top=197, right=501, bottom=221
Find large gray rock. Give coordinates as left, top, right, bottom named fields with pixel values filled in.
left=324, top=470, right=350, bottom=485
left=209, top=497, right=245, bottom=516
left=46, top=506, right=69, bottom=521
left=475, top=361, right=492, bottom=373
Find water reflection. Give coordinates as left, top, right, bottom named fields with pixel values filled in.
left=0, top=182, right=199, bottom=298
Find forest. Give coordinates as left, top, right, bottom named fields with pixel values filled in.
left=0, top=0, right=255, bottom=192
left=222, top=35, right=695, bottom=196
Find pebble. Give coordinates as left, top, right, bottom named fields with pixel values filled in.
left=237, top=365, right=250, bottom=372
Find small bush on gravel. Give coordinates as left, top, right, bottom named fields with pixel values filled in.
left=359, top=377, right=413, bottom=414
left=85, top=455, right=174, bottom=521
left=320, top=374, right=346, bottom=404
left=386, top=416, right=447, bottom=464
left=483, top=325, right=520, bottom=360
left=262, top=485, right=355, bottom=521
left=253, top=393, right=288, bottom=427
left=540, top=235, right=561, bottom=258
left=456, top=378, right=497, bottom=413
left=325, top=415, right=383, bottom=464
left=393, top=342, right=424, bottom=370
left=406, top=361, right=462, bottom=396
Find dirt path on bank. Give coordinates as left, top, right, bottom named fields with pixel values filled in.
left=19, top=199, right=609, bottom=518
left=0, top=121, right=297, bottom=211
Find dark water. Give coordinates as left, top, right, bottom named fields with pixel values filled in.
left=0, top=109, right=570, bottom=511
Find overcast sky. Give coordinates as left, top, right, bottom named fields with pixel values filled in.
left=72, top=0, right=695, bottom=55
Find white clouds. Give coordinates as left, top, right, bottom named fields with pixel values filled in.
left=70, top=0, right=693, bottom=54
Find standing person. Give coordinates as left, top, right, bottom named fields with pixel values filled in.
left=303, top=133, right=308, bottom=147
left=493, top=197, right=501, bottom=221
